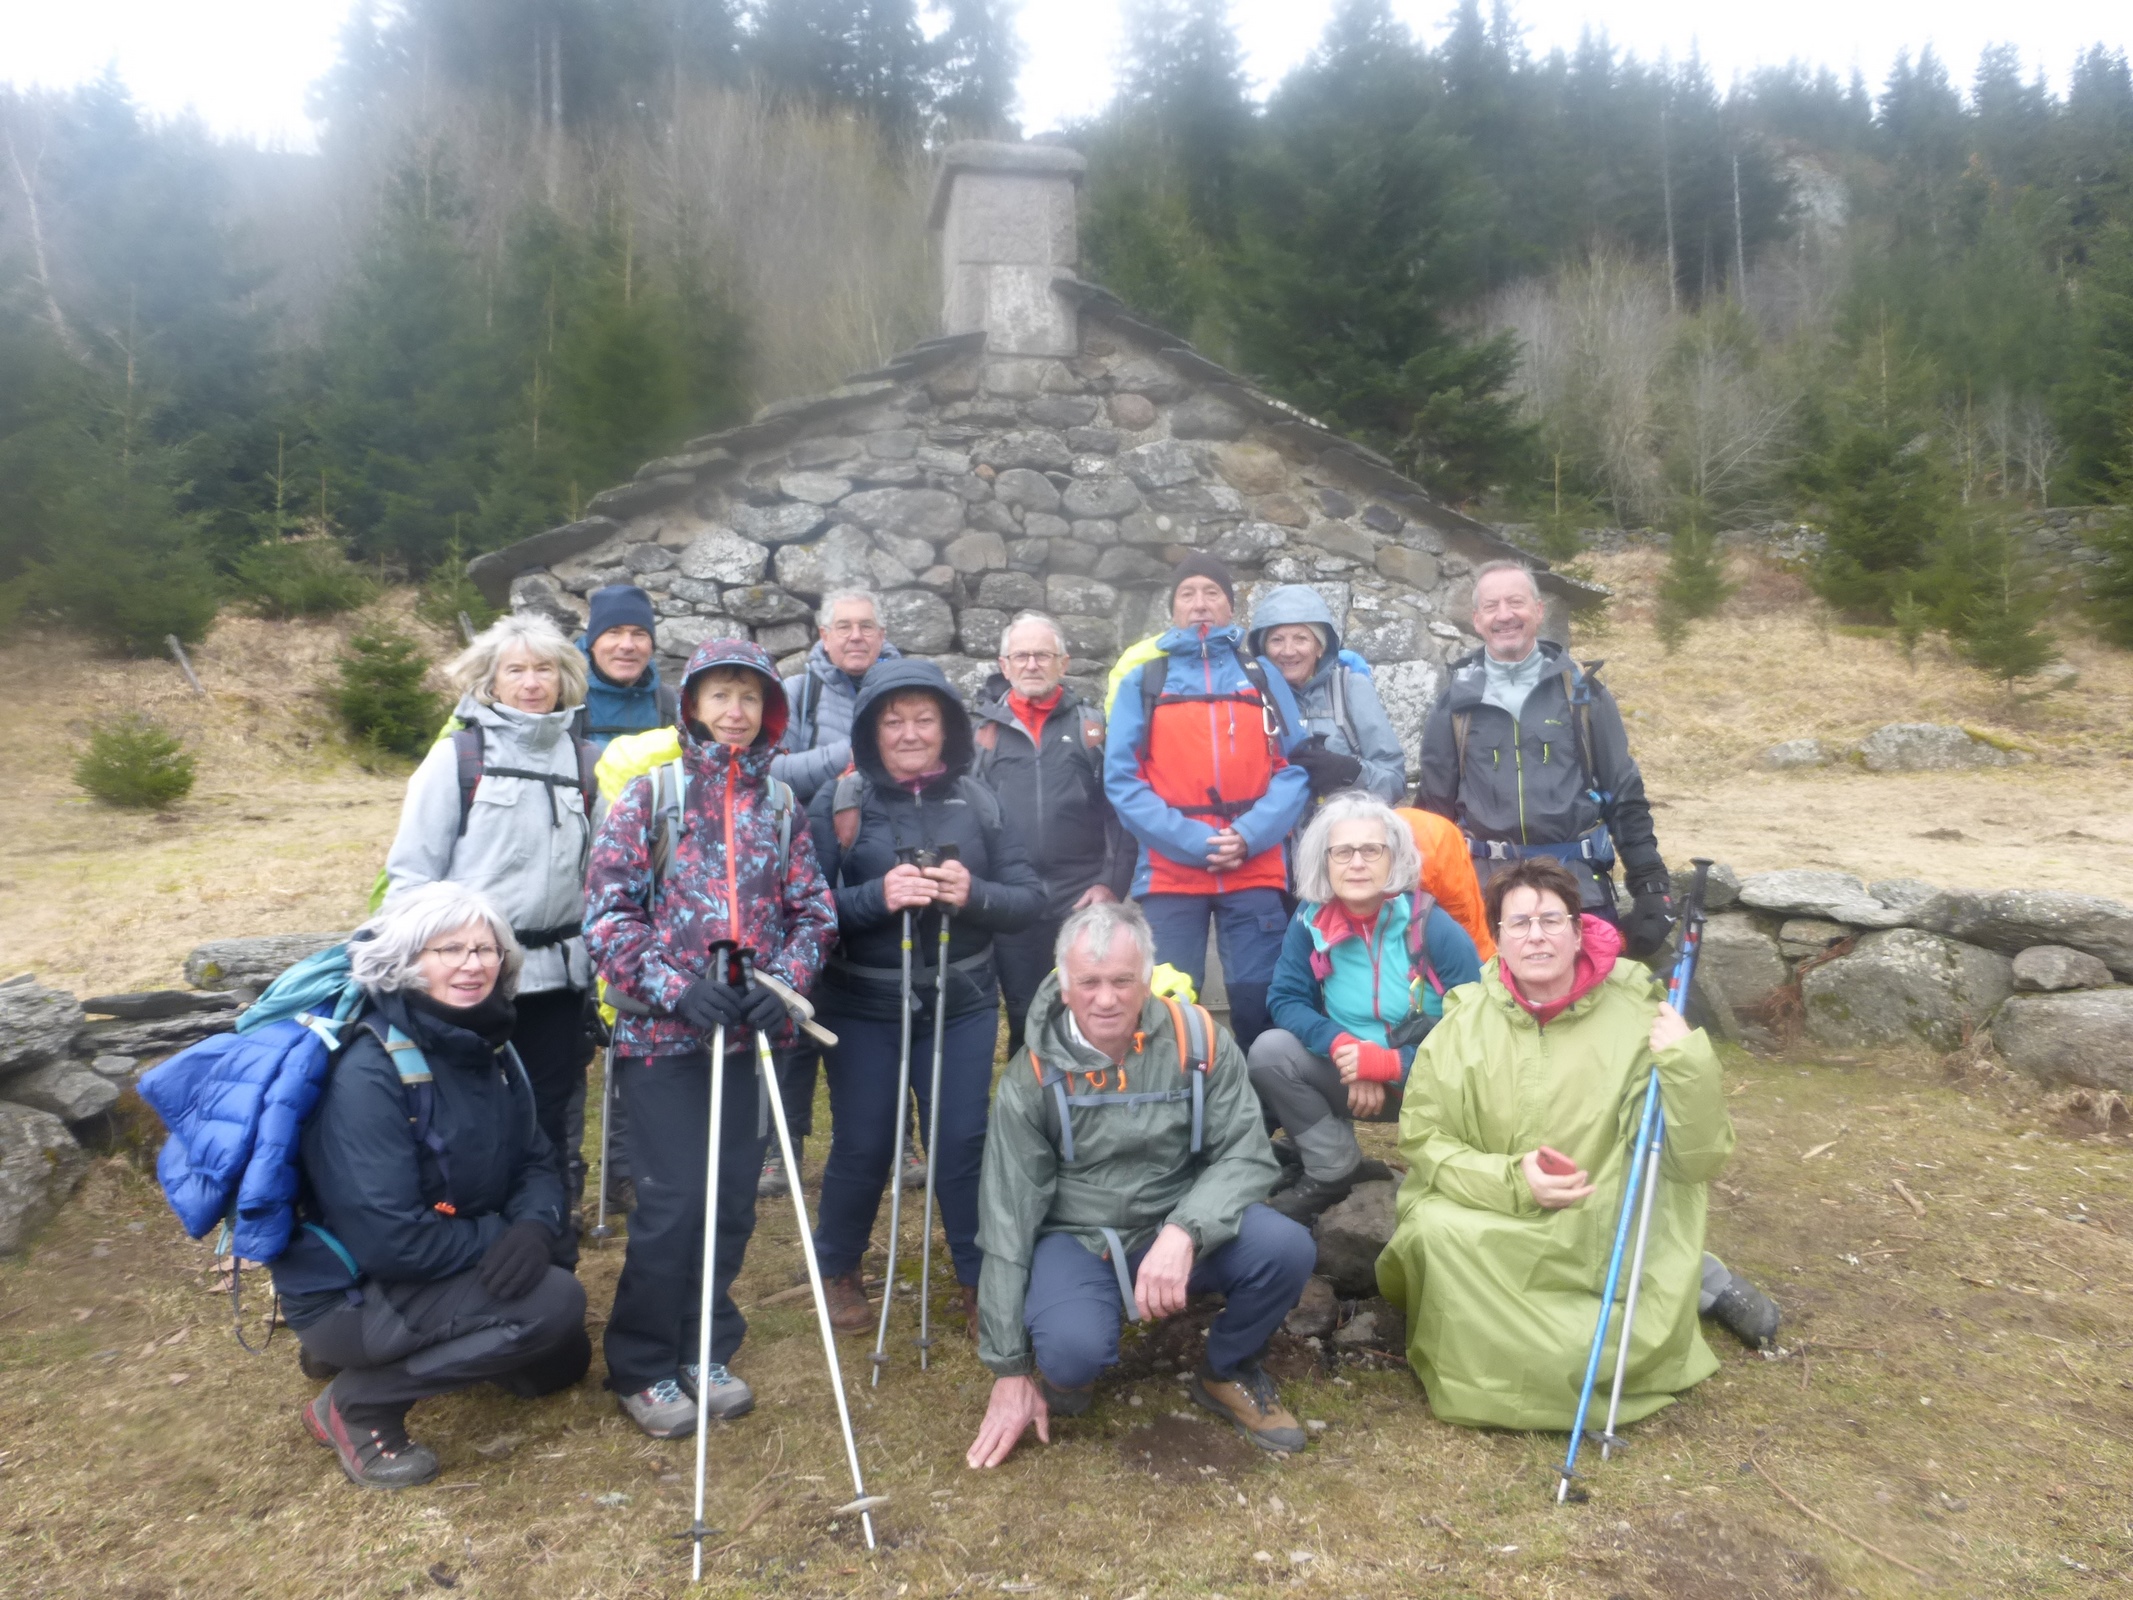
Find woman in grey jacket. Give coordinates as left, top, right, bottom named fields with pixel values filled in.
left=1246, top=584, right=1409, bottom=806
left=384, top=614, right=596, bottom=1204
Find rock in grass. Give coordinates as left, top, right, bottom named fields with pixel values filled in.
left=1915, top=889, right=2133, bottom=980
left=1283, top=1275, right=1338, bottom=1339
left=0, top=982, right=86, bottom=1080
left=183, top=933, right=347, bottom=996
left=1313, top=1180, right=1396, bottom=1297
left=1801, top=929, right=2014, bottom=1052
left=1992, top=990, right=2133, bottom=1092
left=1857, top=723, right=2029, bottom=771
left=2012, top=945, right=2114, bottom=992
left=3, top=1063, right=119, bottom=1124
left=0, top=1102, right=88, bottom=1255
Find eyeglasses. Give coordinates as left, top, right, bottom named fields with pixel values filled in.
left=423, top=942, right=503, bottom=967
left=1004, top=651, right=1060, bottom=667
left=1328, top=842, right=1387, bottom=864
left=1502, top=913, right=1573, bottom=938
left=826, top=620, right=883, bottom=637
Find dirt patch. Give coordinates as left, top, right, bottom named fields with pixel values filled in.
left=1115, top=1412, right=1264, bottom=1480
left=1621, top=1508, right=1834, bottom=1600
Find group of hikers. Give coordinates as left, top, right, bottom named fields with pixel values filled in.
left=188, top=554, right=1783, bottom=1491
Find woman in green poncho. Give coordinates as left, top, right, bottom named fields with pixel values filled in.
left=1376, top=857, right=1764, bottom=1431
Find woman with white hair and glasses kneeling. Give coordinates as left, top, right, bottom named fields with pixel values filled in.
left=383, top=613, right=600, bottom=1211
left=275, top=882, right=587, bottom=1489
left=1249, top=793, right=1482, bottom=1226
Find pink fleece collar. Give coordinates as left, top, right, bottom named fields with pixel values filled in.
left=1499, top=914, right=1623, bottom=1026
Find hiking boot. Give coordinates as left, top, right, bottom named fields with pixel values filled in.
left=1190, top=1361, right=1307, bottom=1454
left=305, top=1390, right=440, bottom=1489
left=900, top=1148, right=928, bottom=1190
left=1705, top=1272, right=1782, bottom=1349
left=824, top=1270, right=874, bottom=1335
left=617, top=1378, right=697, bottom=1439
left=1269, top=1171, right=1357, bottom=1226
left=757, top=1152, right=790, bottom=1198
left=681, top=1362, right=755, bottom=1421
left=1036, top=1370, right=1094, bottom=1417
left=1350, top=1158, right=1394, bottom=1185
left=1269, top=1136, right=1303, bottom=1194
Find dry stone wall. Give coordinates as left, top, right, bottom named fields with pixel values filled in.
left=478, top=308, right=1569, bottom=777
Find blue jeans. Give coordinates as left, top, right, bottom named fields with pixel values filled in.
left=813, top=1004, right=998, bottom=1286
left=1023, top=1203, right=1316, bottom=1386
left=603, top=1045, right=769, bottom=1392
left=1138, top=888, right=1290, bottom=1049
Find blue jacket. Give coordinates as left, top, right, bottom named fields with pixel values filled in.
left=1102, top=622, right=1311, bottom=897
left=575, top=636, right=678, bottom=753
left=1245, top=584, right=1409, bottom=805
left=142, top=1019, right=338, bottom=1263
left=269, top=992, right=567, bottom=1325
left=1266, top=897, right=1482, bottom=1083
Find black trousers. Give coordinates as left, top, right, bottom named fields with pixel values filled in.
left=994, top=915, right=1065, bottom=1059
left=512, top=987, right=593, bottom=1188
left=296, top=1265, right=589, bottom=1412
left=602, top=1044, right=774, bottom=1393
left=775, top=1050, right=819, bottom=1143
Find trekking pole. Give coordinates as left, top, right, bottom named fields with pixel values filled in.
left=1599, top=859, right=1713, bottom=1461
left=916, top=846, right=957, bottom=1370
left=740, top=953, right=878, bottom=1551
left=871, top=884, right=921, bottom=1387
left=588, top=1047, right=617, bottom=1243
left=685, top=941, right=738, bottom=1582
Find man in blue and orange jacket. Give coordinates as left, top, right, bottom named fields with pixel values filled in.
left=1102, top=554, right=1310, bottom=1049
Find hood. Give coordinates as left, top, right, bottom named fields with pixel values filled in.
left=455, top=693, right=579, bottom=747
left=849, top=657, right=974, bottom=787
left=1246, top=583, right=1343, bottom=661
left=806, top=636, right=904, bottom=685
left=1497, top=913, right=1623, bottom=1025
left=678, top=636, right=788, bottom=752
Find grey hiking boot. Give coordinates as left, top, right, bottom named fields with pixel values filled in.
left=1269, top=1171, right=1357, bottom=1226
left=681, top=1362, right=755, bottom=1420
left=1189, top=1360, right=1307, bottom=1454
left=757, top=1151, right=790, bottom=1198
left=304, top=1389, right=440, bottom=1490
left=617, top=1377, right=697, bottom=1439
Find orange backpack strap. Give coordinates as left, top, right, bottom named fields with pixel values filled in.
left=1158, top=995, right=1214, bottom=1154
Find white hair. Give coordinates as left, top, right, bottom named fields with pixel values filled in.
left=1470, top=559, right=1541, bottom=601
left=817, top=588, right=883, bottom=629
left=349, top=882, right=523, bottom=998
left=447, top=613, right=588, bottom=709
left=1292, top=792, right=1421, bottom=906
left=998, top=610, right=1068, bottom=658
left=1054, top=899, right=1156, bottom=982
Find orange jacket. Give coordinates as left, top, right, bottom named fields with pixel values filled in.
left=1397, top=808, right=1496, bottom=963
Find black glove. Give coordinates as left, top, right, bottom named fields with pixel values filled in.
left=676, top=979, right=746, bottom=1032
left=477, top=1220, right=555, bottom=1302
left=739, top=982, right=788, bottom=1035
left=1621, top=888, right=1674, bottom=961
left=1289, top=733, right=1364, bottom=798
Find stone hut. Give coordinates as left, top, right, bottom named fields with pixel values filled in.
left=468, top=140, right=1592, bottom=775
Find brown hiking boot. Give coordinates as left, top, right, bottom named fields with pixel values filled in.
left=1189, top=1360, right=1307, bottom=1454
left=824, top=1269, right=874, bottom=1334
left=958, top=1283, right=980, bottom=1342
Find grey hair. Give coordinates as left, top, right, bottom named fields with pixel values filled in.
left=817, top=588, right=883, bottom=629
left=348, top=881, right=523, bottom=998
left=448, top=613, right=589, bottom=710
left=1292, top=791, right=1421, bottom=906
left=998, top=610, right=1068, bottom=658
left=1054, top=899, right=1156, bottom=982
left=1470, top=559, right=1541, bottom=601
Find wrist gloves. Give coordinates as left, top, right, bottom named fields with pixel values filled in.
left=676, top=979, right=745, bottom=1033
left=1332, top=1032, right=1405, bottom=1083
left=1621, top=887, right=1675, bottom=961
left=1289, top=734, right=1365, bottom=799
left=477, top=1219, right=554, bottom=1302
left=738, top=982, right=788, bottom=1035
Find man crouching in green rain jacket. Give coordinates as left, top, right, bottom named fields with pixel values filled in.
left=1378, top=856, right=1772, bottom=1431
left=966, top=901, right=1317, bottom=1467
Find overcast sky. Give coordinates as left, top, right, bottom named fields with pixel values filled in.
left=6, top=0, right=2127, bottom=150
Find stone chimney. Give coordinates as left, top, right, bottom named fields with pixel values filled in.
left=928, top=141, right=1087, bottom=357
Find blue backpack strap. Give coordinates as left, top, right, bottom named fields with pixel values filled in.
left=360, top=1021, right=457, bottom=1215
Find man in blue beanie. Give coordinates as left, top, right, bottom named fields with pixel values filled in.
left=576, top=584, right=680, bottom=753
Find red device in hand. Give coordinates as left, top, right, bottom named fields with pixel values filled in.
left=1535, top=1146, right=1578, bottom=1177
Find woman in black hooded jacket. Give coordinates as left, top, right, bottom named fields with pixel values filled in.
left=806, top=658, right=1044, bottom=1336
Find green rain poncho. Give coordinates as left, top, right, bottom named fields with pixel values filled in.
left=1375, top=954, right=1735, bottom=1431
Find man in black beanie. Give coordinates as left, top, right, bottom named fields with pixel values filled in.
left=1100, top=554, right=1309, bottom=1050
left=576, top=584, right=679, bottom=754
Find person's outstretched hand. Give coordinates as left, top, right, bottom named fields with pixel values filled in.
left=966, top=1375, right=1049, bottom=1468
left=1520, top=1148, right=1596, bottom=1210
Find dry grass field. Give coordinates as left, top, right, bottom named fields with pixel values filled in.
left=2, top=554, right=2130, bottom=1596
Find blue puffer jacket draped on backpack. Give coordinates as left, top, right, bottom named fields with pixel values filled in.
left=141, top=1019, right=339, bottom=1263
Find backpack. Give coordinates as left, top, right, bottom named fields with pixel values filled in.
left=970, top=698, right=1106, bottom=781
left=366, top=720, right=600, bottom=913
left=139, top=943, right=507, bottom=1350
left=1027, top=995, right=1217, bottom=1165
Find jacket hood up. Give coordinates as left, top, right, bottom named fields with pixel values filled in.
left=849, top=657, right=974, bottom=786
left=679, top=636, right=789, bottom=753
left=1246, top=583, right=1343, bottom=661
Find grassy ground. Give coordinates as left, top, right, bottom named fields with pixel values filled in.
left=2, top=1045, right=2128, bottom=1599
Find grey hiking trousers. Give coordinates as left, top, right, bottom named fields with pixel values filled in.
left=1247, top=1028, right=1400, bottom=1183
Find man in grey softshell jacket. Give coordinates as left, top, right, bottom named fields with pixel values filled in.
left=771, top=589, right=901, bottom=803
